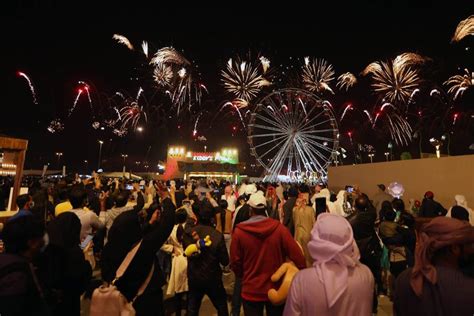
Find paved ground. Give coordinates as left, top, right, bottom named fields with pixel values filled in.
left=83, top=268, right=394, bottom=315
left=195, top=294, right=393, bottom=316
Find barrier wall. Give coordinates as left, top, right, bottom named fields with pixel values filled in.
left=327, top=155, right=474, bottom=209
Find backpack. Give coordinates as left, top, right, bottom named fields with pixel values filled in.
left=89, top=240, right=154, bottom=316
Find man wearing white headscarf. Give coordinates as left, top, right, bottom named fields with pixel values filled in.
left=446, top=195, right=474, bottom=226
left=312, top=188, right=336, bottom=214
left=283, top=213, right=374, bottom=316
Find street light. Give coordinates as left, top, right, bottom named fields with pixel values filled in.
left=429, top=138, right=443, bottom=158
left=121, top=154, right=128, bottom=177
left=368, top=153, right=374, bottom=163
left=136, top=126, right=143, bottom=132
left=97, top=140, right=104, bottom=170
left=83, top=160, right=88, bottom=174
left=384, top=152, right=390, bottom=161
left=55, top=152, right=63, bottom=168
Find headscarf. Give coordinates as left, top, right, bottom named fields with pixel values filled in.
left=47, top=212, right=81, bottom=248
left=455, top=195, right=468, bottom=209
left=307, top=213, right=360, bottom=308
left=410, top=216, right=474, bottom=297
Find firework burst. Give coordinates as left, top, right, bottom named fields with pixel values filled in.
left=119, top=100, right=148, bottom=130
left=112, top=34, right=134, bottom=50
left=452, top=15, right=474, bottom=42
left=444, top=68, right=473, bottom=100
left=336, top=72, right=357, bottom=91
left=47, top=119, right=64, bottom=133
left=301, top=58, right=335, bottom=94
left=221, top=57, right=271, bottom=101
left=150, top=47, right=204, bottom=112
left=362, top=53, right=425, bottom=104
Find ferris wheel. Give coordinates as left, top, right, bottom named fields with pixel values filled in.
left=247, top=88, right=339, bottom=182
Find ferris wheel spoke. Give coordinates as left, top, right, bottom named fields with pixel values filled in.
left=267, top=98, right=291, bottom=129
left=298, top=135, right=335, bottom=156
left=295, top=137, right=326, bottom=174
left=260, top=105, right=290, bottom=130
left=267, top=137, right=293, bottom=177
left=253, top=112, right=286, bottom=130
left=297, top=136, right=331, bottom=165
left=258, top=136, right=290, bottom=161
left=249, top=132, right=287, bottom=138
left=300, top=133, right=337, bottom=143
left=293, top=138, right=316, bottom=173
left=250, top=123, right=288, bottom=133
left=253, top=134, right=288, bottom=149
left=297, top=107, right=327, bottom=130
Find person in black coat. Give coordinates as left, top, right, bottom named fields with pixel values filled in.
left=183, top=199, right=229, bottom=316
left=38, top=212, right=92, bottom=316
left=346, top=194, right=380, bottom=314
left=0, top=216, right=48, bottom=316
left=101, top=188, right=175, bottom=316
left=419, top=191, right=447, bottom=218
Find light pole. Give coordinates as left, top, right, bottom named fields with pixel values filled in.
left=97, top=140, right=104, bottom=170
left=387, top=142, right=393, bottom=161
left=84, top=160, right=88, bottom=174
left=55, top=152, right=63, bottom=169
left=121, top=154, right=128, bottom=177
left=384, top=152, right=390, bottom=161
left=368, top=153, right=374, bottom=163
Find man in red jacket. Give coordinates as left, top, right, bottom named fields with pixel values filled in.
left=230, top=190, right=306, bottom=316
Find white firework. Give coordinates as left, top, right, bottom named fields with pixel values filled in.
left=336, top=72, right=357, bottom=91
left=444, top=68, right=473, bottom=100
left=112, top=34, right=134, bottom=50
left=301, top=58, right=335, bottom=94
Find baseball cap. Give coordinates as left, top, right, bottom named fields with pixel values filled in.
left=247, top=191, right=266, bottom=209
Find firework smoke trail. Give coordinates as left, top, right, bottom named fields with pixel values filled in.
left=115, top=92, right=125, bottom=99
left=78, top=82, right=93, bottom=112
left=136, top=87, right=144, bottom=102
left=381, top=102, right=396, bottom=111
left=193, top=112, right=204, bottom=136
left=266, top=105, right=275, bottom=113
left=340, top=104, right=353, bottom=121
left=363, top=110, right=373, bottom=125
left=322, top=100, right=334, bottom=109
left=222, top=101, right=246, bottom=128
left=444, top=69, right=473, bottom=100
left=112, top=34, right=134, bottom=50
left=298, top=98, right=308, bottom=116
left=430, top=89, right=440, bottom=97
left=336, top=72, right=357, bottom=91
left=142, top=41, right=149, bottom=58
left=69, top=89, right=84, bottom=117
left=301, top=58, right=335, bottom=94
left=372, top=112, right=381, bottom=128
left=452, top=15, right=474, bottom=42
left=17, top=71, right=38, bottom=104
left=199, top=84, right=209, bottom=94
left=408, top=88, right=420, bottom=102
left=452, top=113, right=459, bottom=126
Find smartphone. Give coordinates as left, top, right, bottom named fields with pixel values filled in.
left=140, top=185, right=145, bottom=190
left=345, top=185, right=353, bottom=193
left=80, top=235, right=94, bottom=250
left=125, top=184, right=133, bottom=190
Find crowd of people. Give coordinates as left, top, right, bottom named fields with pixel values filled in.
left=0, top=174, right=473, bottom=316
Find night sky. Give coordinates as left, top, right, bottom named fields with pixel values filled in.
left=1, top=1, right=473, bottom=173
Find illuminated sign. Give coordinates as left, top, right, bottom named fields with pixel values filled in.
left=192, top=154, right=214, bottom=161
left=167, top=146, right=239, bottom=164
